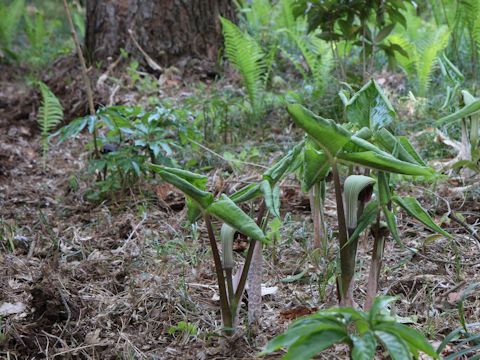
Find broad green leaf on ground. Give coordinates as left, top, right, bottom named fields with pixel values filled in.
left=287, top=104, right=352, bottom=157
left=283, top=330, right=347, bottom=360
left=207, top=194, right=265, bottom=243
left=345, top=80, right=396, bottom=131
left=375, top=331, right=412, bottom=360
left=392, top=196, right=451, bottom=237
left=337, top=151, right=433, bottom=176
left=351, top=331, right=377, bottom=360
left=261, top=321, right=346, bottom=354
left=375, top=323, right=438, bottom=358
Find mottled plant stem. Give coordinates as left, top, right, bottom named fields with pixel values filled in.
left=233, top=201, right=267, bottom=318
left=365, top=215, right=386, bottom=310
left=332, top=162, right=354, bottom=306
left=248, top=240, right=262, bottom=325
left=204, top=214, right=233, bottom=334
left=310, top=181, right=327, bottom=253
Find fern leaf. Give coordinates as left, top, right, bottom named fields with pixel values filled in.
left=415, top=25, right=450, bottom=96
left=220, top=17, right=266, bottom=115
left=276, top=0, right=332, bottom=95
left=278, top=0, right=297, bottom=33
left=37, top=82, right=63, bottom=163
left=0, top=0, right=25, bottom=49
left=460, top=0, right=480, bottom=50
left=388, top=6, right=449, bottom=97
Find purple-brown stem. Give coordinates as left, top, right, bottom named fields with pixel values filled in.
left=204, top=214, right=233, bottom=333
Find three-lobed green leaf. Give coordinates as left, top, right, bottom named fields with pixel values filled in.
left=288, top=103, right=352, bottom=157
left=149, top=165, right=266, bottom=243
left=345, top=80, right=396, bottom=132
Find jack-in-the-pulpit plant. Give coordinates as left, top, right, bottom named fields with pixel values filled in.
left=288, top=80, right=451, bottom=307
left=148, top=143, right=302, bottom=333
left=148, top=164, right=266, bottom=334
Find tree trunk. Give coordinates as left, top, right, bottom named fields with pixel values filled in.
left=86, top=0, right=234, bottom=67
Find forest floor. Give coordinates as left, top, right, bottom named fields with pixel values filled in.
left=0, top=63, right=480, bottom=359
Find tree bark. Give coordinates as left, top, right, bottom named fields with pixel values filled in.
left=86, top=0, right=234, bottom=67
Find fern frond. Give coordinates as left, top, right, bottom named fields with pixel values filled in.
left=220, top=17, right=266, bottom=115
left=415, top=25, right=450, bottom=96
left=460, top=0, right=480, bottom=49
left=307, top=36, right=333, bottom=94
left=37, top=82, right=63, bottom=165
left=278, top=0, right=297, bottom=33
left=388, top=4, right=450, bottom=97
left=387, top=34, right=416, bottom=75
left=276, top=0, right=332, bottom=95
left=0, top=0, right=25, bottom=50
left=234, top=0, right=274, bottom=39
left=25, top=11, right=47, bottom=53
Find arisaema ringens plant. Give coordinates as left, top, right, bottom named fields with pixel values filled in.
left=288, top=79, right=451, bottom=307
left=148, top=142, right=303, bottom=333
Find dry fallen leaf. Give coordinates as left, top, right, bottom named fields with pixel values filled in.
left=0, top=302, right=26, bottom=316
left=279, top=306, right=318, bottom=322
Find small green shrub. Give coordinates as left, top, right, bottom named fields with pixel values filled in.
left=54, top=104, right=199, bottom=201
left=261, top=296, right=438, bottom=360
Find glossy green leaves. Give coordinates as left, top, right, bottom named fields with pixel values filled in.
left=150, top=164, right=213, bottom=209
left=288, top=103, right=433, bottom=176
left=261, top=296, right=438, bottom=360
left=287, top=104, right=351, bottom=157
left=149, top=164, right=265, bottom=243
left=302, top=141, right=330, bottom=192
left=437, top=96, right=480, bottom=125
left=338, top=151, right=433, bottom=176
left=345, top=80, right=396, bottom=131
